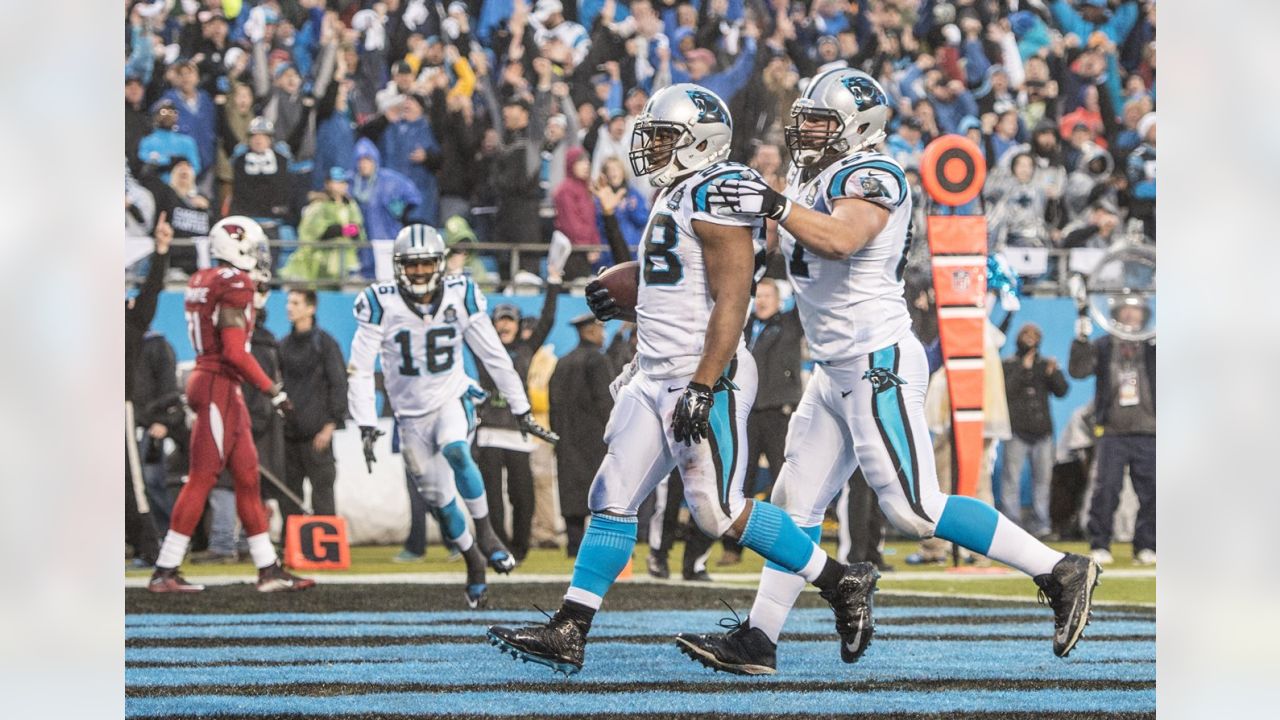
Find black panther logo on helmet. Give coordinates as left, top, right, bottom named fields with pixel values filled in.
left=686, top=89, right=729, bottom=125
left=840, top=76, right=887, bottom=110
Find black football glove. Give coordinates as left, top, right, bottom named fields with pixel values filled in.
left=706, top=178, right=793, bottom=222
left=517, top=412, right=560, bottom=444
left=360, top=426, right=385, bottom=473
left=672, top=382, right=714, bottom=446
left=584, top=278, right=621, bottom=322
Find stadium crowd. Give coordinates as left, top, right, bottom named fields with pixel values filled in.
left=125, top=0, right=1156, bottom=572
left=126, top=0, right=1156, bottom=284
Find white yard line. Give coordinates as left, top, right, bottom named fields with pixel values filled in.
left=125, top=565, right=1154, bottom=607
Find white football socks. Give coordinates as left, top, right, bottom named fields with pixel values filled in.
left=155, top=531, right=190, bottom=570
left=987, top=515, right=1064, bottom=577
left=247, top=532, right=278, bottom=569
left=748, top=565, right=807, bottom=644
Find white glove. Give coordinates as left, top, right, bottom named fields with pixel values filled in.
left=244, top=6, right=269, bottom=43
left=1000, top=292, right=1021, bottom=312
left=547, top=230, right=571, bottom=281
left=705, top=178, right=792, bottom=222
left=1066, top=273, right=1088, bottom=311
left=609, top=359, right=639, bottom=400
left=403, top=0, right=430, bottom=30
left=1075, top=316, right=1093, bottom=340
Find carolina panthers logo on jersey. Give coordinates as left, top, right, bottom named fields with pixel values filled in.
left=666, top=186, right=685, bottom=210
left=859, top=175, right=889, bottom=200
left=840, top=76, right=887, bottom=110
left=803, top=183, right=820, bottom=207
left=863, top=367, right=905, bottom=393
left=686, top=89, right=729, bottom=125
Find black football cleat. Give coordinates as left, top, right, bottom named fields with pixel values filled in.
left=465, top=583, right=489, bottom=609
left=476, top=522, right=518, bottom=574
left=486, top=548, right=517, bottom=574
left=147, top=566, right=205, bottom=593
left=647, top=552, right=670, bottom=579
left=256, top=562, right=316, bottom=593
left=676, top=609, right=777, bottom=676
left=820, top=561, right=880, bottom=663
left=487, top=612, right=588, bottom=676
left=1034, top=553, right=1101, bottom=657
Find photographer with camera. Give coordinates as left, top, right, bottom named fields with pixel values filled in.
left=1069, top=297, right=1156, bottom=566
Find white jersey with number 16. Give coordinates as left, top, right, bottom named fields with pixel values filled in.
left=346, top=276, right=530, bottom=428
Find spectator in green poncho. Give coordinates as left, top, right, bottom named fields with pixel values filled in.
left=282, top=167, right=365, bottom=281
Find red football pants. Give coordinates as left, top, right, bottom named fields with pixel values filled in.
left=169, top=369, right=269, bottom=537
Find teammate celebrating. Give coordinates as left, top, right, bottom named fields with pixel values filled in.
left=149, top=216, right=314, bottom=593
left=676, top=69, right=1099, bottom=674
left=347, top=224, right=557, bottom=602
left=486, top=84, right=878, bottom=675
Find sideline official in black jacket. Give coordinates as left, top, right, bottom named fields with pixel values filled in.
left=743, top=278, right=804, bottom=496
left=549, top=313, right=615, bottom=557
left=279, top=290, right=348, bottom=521
left=717, top=278, right=805, bottom=564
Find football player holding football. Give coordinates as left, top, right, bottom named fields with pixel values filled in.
left=486, top=85, right=878, bottom=675
left=676, top=69, right=1100, bottom=674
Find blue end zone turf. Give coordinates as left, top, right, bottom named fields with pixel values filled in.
left=128, top=688, right=1156, bottom=717
left=126, top=605, right=1155, bottom=717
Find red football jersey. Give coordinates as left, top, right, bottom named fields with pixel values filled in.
left=184, top=266, right=257, bottom=379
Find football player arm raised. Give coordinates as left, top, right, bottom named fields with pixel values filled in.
left=691, top=219, right=756, bottom=388
left=780, top=197, right=890, bottom=261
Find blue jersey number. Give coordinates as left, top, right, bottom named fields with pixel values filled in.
left=642, top=214, right=683, bottom=285
left=393, top=327, right=457, bottom=376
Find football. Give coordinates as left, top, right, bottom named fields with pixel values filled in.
left=594, top=260, right=639, bottom=322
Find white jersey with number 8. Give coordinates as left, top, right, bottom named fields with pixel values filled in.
left=635, top=162, right=767, bottom=380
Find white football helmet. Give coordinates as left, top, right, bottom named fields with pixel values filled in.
left=786, top=68, right=890, bottom=167
left=209, top=216, right=268, bottom=272
left=393, top=224, right=447, bottom=300
left=629, top=83, right=733, bottom=188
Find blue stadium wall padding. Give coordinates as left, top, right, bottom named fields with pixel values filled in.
left=151, top=291, right=1095, bottom=438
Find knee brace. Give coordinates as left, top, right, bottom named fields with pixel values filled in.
left=441, top=441, right=470, bottom=470
left=442, top=441, right=484, bottom=500
left=434, top=499, right=470, bottom=542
